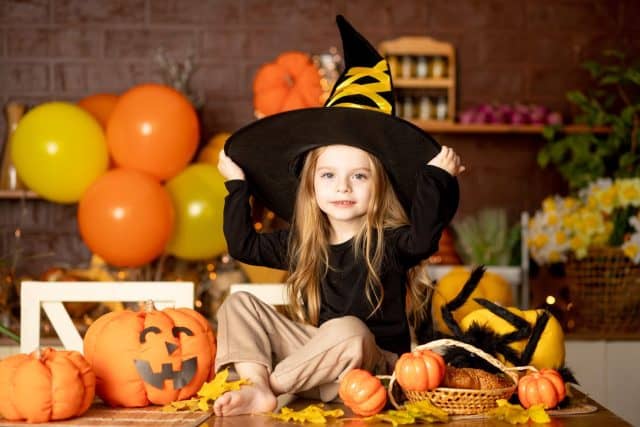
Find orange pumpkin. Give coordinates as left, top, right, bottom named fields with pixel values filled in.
left=518, top=368, right=566, bottom=409
left=253, top=51, right=323, bottom=117
left=0, top=348, right=95, bottom=423
left=78, top=93, right=119, bottom=129
left=394, top=349, right=445, bottom=391
left=338, top=369, right=387, bottom=416
left=83, top=302, right=216, bottom=407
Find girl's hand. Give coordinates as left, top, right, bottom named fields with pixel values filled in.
left=428, top=146, right=466, bottom=176
left=218, top=149, right=246, bottom=181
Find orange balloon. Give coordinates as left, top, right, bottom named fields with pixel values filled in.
left=107, top=84, right=199, bottom=181
left=77, top=93, right=119, bottom=129
left=78, top=168, right=174, bottom=267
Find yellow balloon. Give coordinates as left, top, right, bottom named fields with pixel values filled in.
left=165, top=164, right=227, bottom=260
left=197, top=132, right=231, bottom=165
left=11, top=102, right=108, bottom=203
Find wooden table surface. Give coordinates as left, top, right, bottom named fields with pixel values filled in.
left=201, top=389, right=632, bottom=427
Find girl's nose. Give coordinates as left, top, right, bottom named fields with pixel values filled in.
left=336, top=177, right=350, bottom=193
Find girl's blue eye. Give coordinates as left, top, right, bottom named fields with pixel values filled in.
left=320, top=172, right=334, bottom=178
left=353, top=173, right=368, bottom=180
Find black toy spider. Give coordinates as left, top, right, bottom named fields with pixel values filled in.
left=416, top=266, right=576, bottom=383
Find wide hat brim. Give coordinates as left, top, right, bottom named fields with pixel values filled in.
left=225, top=106, right=459, bottom=224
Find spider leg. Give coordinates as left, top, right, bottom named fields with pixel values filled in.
left=474, top=297, right=532, bottom=338
left=439, top=265, right=486, bottom=338
left=519, top=310, right=550, bottom=366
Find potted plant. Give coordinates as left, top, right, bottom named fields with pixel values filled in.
left=531, top=50, right=640, bottom=334
left=538, top=50, right=640, bottom=191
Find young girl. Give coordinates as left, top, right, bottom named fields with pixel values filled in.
left=212, top=16, right=465, bottom=416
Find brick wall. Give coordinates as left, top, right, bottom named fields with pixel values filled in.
left=1, top=0, right=639, bottom=274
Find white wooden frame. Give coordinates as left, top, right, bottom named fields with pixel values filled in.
left=229, top=283, right=288, bottom=305
left=20, top=281, right=194, bottom=354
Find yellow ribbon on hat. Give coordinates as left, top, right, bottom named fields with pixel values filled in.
left=326, top=59, right=392, bottom=115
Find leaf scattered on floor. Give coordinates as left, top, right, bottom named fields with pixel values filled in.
left=270, top=404, right=344, bottom=423
left=364, top=400, right=448, bottom=425
left=162, top=368, right=251, bottom=412
left=487, top=399, right=550, bottom=424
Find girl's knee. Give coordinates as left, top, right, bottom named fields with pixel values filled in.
left=320, top=316, right=374, bottom=342
left=218, top=291, right=257, bottom=317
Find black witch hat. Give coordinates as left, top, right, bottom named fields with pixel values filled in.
left=225, top=15, right=459, bottom=223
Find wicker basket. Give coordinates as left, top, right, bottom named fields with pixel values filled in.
left=565, top=246, right=640, bottom=333
left=388, top=339, right=518, bottom=415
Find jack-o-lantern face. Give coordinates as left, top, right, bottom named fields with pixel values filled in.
left=134, top=325, right=198, bottom=389
left=84, top=304, right=216, bottom=407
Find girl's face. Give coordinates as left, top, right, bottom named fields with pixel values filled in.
left=313, top=145, right=373, bottom=236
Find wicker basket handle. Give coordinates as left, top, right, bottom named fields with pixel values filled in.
left=387, top=338, right=520, bottom=409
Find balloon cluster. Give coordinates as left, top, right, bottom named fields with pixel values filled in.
left=11, top=84, right=228, bottom=267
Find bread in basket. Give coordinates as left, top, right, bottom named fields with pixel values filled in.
left=388, top=339, right=519, bottom=415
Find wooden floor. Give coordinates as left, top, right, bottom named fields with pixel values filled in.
left=0, top=389, right=631, bottom=426
left=200, top=390, right=631, bottom=427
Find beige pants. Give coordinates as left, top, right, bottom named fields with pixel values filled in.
left=215, top=291, right=398, bottom=402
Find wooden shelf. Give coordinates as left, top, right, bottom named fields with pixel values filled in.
left=394, top=78, right=454, bottom=89
left=411, top=121, right=612, bottom=135
left=0, top=189, right=40, bottom=199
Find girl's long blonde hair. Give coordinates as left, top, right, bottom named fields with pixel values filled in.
left=286, top=146, right=432, bottom=329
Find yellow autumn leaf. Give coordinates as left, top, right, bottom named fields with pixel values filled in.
left=197, top=368, right=251, bottom=401
left=271, top=404, right=344, bottom=424
left=161, top=368, right=251, bottom=413
left=364, top=400, right=448, bottom=425
left=528, top=404, right=551, bottom=423
left=488, top=399, right=550, bottom=424
left=365, top=411, right=415, bottom=426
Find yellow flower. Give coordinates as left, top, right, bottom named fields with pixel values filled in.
left=554, top=230, right=568, bottom=245
left=542, top=197, right=558, bottom=213
left=529, top=233, right=549, bottom=250
left=616, top=178, right=640, bottom=207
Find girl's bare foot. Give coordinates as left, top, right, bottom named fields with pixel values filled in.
left=213, top=382, right=277, bottom=416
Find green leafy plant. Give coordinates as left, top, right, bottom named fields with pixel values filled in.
left=538, top=50, right=640, bottom=190
left=452, top=208, right=520, bottom=266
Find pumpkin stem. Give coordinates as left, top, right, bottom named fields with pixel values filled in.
left=144, top=300, right=156, bottom=312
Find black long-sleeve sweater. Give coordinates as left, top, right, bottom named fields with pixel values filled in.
left=222, top=164, right=456, bottom=355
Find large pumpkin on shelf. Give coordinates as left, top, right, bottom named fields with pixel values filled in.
left=0, top=348, right=95, bottom=423
left=432, top=267, right=513, bottom=334
left=83, top=302, right=216, bottom=407
left=253, top=51, right=323, bottom=117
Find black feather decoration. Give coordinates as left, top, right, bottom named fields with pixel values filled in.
left=520, top=311, right=550, bottom=366
left=474, top=298, right=531, bottom=331
left=445, top=266, right=486, bottom=312
left=558, top=366, right=579, bottom=385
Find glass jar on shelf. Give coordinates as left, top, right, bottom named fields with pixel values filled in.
left=431, top=56, right=446, bottom=79
left=402, top=96, right=414, bottom=119
left=400, top=55, right=414, bottom=79
left=418, top=96, right=433, bottom=120
left=415, top=56, right=428, bottom=78
left=435, top=95, right=448, bottom=120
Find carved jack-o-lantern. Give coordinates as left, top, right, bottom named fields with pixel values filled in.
left=83, top=302, right=216, bottom=407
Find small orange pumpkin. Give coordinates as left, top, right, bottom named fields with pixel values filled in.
left=83, top=302, right=216, bottom=407
left=518, top=368, right=566, bottom=409
left=338, top=369, right=387, bottom=416
left=394, top=349, right=445, bottom=391
left=253, top=51, right=323, bottom=117
left=0, top=348, right=95, bottom=423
